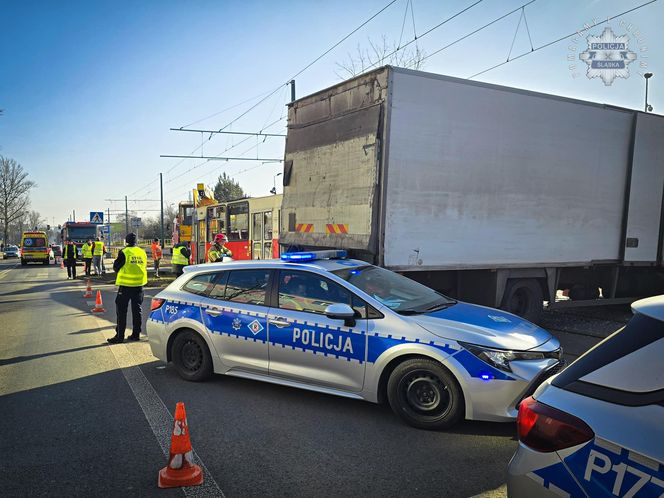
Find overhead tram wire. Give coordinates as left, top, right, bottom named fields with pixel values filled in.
left=173, top=0, right=399, bottom=138
left=180, top=88, right=278, bottom=129
left=360, top=0, right=487, bottom=74
left=161, top=116, right=286, bottom=196
left=468, top=0, right=658, bottom=80
left=419, top=0, right=537, bottom=64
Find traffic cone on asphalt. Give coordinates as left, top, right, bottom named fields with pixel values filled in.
left=59, top=258, right=65, bottom=269
left=91, top=290, right=106, bottom=313
left=83, top=279, right=93, bottom=298
left=158, top=402, right=203, bottom=489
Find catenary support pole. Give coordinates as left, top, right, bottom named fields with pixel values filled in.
left=125, top=195, right=129, bottom=236
left=160, top=173, right=164, bottom=246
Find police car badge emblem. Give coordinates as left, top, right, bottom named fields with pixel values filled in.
left=248, top=319, right=264, bottom=335
left=232, top=318, right=241, bottom=331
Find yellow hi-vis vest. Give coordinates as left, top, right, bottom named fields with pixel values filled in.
left=171, top=246, right=189, bottom=266
left=115, top=246, right=147, bottom=287
left=82, top=244, right=93, bottom=258
left=93, top=241, right=104, bottom=256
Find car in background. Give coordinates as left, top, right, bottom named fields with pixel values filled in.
left=507, top=295, right=664, bottom=497
left=4, top=245, right=20, bottom=258
left=50, top=244, right=62, bottom=259
left=147, top=250, right=563, bottom=430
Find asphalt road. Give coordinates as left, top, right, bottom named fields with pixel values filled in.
left=0, top=259, right=630, bottom=497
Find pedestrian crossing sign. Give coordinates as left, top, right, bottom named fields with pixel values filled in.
left=90, top=211, right=104, bottom=224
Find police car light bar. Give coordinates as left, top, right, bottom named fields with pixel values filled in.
left=281, top=250, right=348, bottom=262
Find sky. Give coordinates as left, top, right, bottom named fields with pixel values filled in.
left=1, top=0, right=662, bottom=226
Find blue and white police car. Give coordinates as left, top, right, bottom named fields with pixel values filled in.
left=147, top=250, right=562, bottom=430
left=508, top=295, right=664, bottom=496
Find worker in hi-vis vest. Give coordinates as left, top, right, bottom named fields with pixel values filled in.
left=93, top=236, right=105, bottom=276
left=207, top=233, right=232, bottom=263
left=171, top=241, right=190, bottom=277
left=82, top=239, right=94, bottom=277
left=108, top=232, right=147, bottom=344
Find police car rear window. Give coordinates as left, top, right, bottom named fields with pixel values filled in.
left=221, top=270, right=270, bottom=306
left=182, top=273, right=217, bottom=296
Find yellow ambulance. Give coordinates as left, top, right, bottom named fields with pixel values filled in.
left=20, top=231, right=50, bottom=265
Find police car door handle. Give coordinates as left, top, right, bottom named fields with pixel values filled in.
left=205, top=308, right=223, bottom=317
left=269, top=318, right=290, bottom=328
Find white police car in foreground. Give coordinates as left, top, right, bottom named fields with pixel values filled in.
left=147, top=250, right=562, bottom=429
left=508, top=295, right=664, bottom=496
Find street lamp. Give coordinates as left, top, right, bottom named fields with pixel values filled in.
left=644, top=72, right=653, bottom=113
left=270, top=172, right=282, bottom=195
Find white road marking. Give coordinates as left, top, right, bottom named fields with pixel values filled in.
left=0, top=263, right=19, bottom=280
left=96, top=318, right=224, bottom=497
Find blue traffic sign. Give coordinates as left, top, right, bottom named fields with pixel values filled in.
left=90, top=211, right=104, bottom=224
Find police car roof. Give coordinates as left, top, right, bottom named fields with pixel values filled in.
left=184, top=257, right=367, bottom=275
left=631, top=295, right=664, bottom=322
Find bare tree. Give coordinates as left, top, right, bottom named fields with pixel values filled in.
left=335, top=36, right=426, bottom=79
left=27, top=210, right=43, bottom=231
left=0, top=157, right=36, bottom=244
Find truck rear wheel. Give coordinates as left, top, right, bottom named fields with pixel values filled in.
left=500, top=279, right=543, bottom=322
left=21, top=259, right=26, bottom=266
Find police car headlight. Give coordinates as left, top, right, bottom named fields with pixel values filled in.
left=460, top=343, right=559, bottom=373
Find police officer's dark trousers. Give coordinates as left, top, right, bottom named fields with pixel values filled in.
left=115, top=285, right=144, bottom=339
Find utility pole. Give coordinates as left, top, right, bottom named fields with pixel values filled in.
left=125, top=195, right=129, bottom=236
left=73, top=210, right=76, bottom=222
left=289, top=79, right=296, bottom=102
left=160, top=173, right=164, bottom=246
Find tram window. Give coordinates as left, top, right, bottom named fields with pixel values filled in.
left=228, top=203, right=249, bottom=241
left=264, top=211, right=273, bottom=240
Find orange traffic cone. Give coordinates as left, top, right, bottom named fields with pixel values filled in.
left=60, top=258, right=65, bottom=269
left=158, top=402, right=203, bottom=489
left=91, top=290, right=106, bottom=313
left=83, top=279, right=93, bottom=298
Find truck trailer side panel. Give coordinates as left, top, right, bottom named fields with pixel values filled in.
left=383, top=68, right=633, bottom=269
left=624, top=112, right=664, bottom=263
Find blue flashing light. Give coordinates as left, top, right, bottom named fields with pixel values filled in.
left=350, top=269, right=361, bottom=275
left=281, top=250, right=348, bottom=262
left=281, top=252, right=317, bottom=262
left=480, top=373, right=494, bottom=382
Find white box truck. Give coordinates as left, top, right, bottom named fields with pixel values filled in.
left=280, top=66, right=664, bottom=319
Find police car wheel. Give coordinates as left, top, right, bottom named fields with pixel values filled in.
left=387, top=359, right=463, bottom=430
left=172, top=330, right=213, bottom=382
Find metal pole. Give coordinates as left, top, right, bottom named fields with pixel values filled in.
left=644, top=73, right=654, bottom=112
left=289, top=80, right=296, bottom=102
left=160, top=173, right=164, bottom=245
left=73, top=210, right=75, bottom=222
left=125, top=195, right=129, bottom=236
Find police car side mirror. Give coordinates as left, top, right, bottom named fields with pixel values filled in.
left=325, top=303, right=356, bottom=327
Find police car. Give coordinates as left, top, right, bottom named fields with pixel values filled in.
left=508, top=295, right=664, bottom=496
left=147, top=250, right=562, bottom=430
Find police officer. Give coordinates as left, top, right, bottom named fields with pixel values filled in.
left=108, top=233, right=147, bottom=344
left=82, top=238, right=94, bottom=277
left=63, top=239, right=77, bottom=279
left=207, top=233, right=232, bottom=263
left=93, top=236, right=105, bottom=276
left=171, top=241, right=190, bottom=277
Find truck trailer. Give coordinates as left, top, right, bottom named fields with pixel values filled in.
left=279, top=66, right=664, bottom=319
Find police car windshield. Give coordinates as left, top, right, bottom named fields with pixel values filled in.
left=332, top=265, right=455, bottom=313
